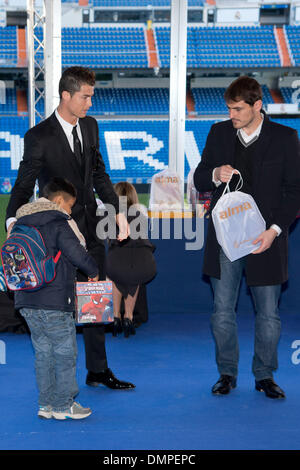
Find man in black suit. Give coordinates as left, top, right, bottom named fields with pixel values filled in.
left=194, top=76, right=300, bottom=399
left=6, top=66, right=135, bottom=390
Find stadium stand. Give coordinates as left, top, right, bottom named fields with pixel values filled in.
left=261, top=84, right=275, bottom=107
left=280, top=87, right=298, bottom=104
left=155, top=25, right=281, bottom=68
left=30, top=24, right=291, bottom=71
left=92, top=87, right=169, bottom=115
left=32, top=87, right=169, bottom=116
left=280, top=87, right=290, bottom=103
left=34, top=26, right=148, bottom=69
left=63, top=26, right=148, bottom=69
left=191, top=88, right=227, bottom=115
left=0, top=26, right=18, bottom=68
left=89, top=0, right=205, bottom=6
left=188, top=85, right=274, bottom=115
left=0, top=83, right=291, bottom=117
left=30, top=24, right=285, bottom=71
left=284, top=25, right=300, bottom=66
left=0, top=88, right=18, bottom=115
left=0, top=4, right=300, bottom=192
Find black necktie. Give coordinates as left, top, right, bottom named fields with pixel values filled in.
left=72, top=125, right=83, bottom=167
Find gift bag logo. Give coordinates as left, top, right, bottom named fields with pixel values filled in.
left=219, top=201, right=252, bottom=220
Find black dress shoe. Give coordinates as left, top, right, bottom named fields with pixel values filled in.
left=123, top=318, right=136, bottom=338
left=212, top=375, right=237, bottom=395
left=255, top=378, right=285, bottom=399
left=112, top=317, right=123, bottom=337
left=86, top=368, right=135, bottom=390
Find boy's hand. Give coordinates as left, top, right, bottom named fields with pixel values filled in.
left=88, top=275, right=99, bottom=282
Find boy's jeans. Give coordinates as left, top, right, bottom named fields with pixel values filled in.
left=210, top=249, right=281, bottom=381
left=20, top=308, right=79, bottom=412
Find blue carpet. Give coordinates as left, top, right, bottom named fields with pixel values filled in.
left=0, top=312, right=299, bottom=450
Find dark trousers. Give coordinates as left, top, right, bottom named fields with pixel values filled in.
left=77, top=243, right=108, bottom=373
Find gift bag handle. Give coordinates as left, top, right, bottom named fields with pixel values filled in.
left=221, top=170, right=243, bottom=197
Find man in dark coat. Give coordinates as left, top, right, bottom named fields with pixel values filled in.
left=6, top=66, right=134, bottom=391
left=194, top=76, right=300, bottom=399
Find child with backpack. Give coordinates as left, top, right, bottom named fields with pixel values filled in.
left=7, top=177, right=99, bottom=420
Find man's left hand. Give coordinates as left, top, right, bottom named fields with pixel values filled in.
left=116, top=212, right=130, bottom=241
left=252, top=228, right=277, bottom=254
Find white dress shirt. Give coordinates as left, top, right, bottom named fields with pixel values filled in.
left=55, top=108, right=83, bottom=151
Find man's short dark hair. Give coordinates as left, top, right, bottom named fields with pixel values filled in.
left=43, top=177, right=77, bottom=201
left=59, top=66, right=95, bottom=99
left=224, top=76, right=263, bottom=106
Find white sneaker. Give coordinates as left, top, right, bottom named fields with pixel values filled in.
left=38, top=405, right=52, bottom=419
left=52, top=402, right=92, bottom=420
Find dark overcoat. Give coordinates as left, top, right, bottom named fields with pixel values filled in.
left=193, top=115, right=300, bottom=286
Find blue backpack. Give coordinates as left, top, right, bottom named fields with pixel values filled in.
left=1, top=224, right=61, bottom=292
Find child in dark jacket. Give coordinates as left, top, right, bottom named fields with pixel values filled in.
left=14, top=177, right=99, bottom=420
left=106, top=182, right=156, bottom=338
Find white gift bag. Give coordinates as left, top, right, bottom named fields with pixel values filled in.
left=149, top=168, right=183, bottom=212
left=212, top=173, right=266, bottom=262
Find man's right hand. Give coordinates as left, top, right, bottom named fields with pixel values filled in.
left=7, top=221, right=15, bottom=239
left=214, top=165, right=239, bottom=183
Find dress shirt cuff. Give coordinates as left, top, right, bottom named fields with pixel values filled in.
left=6, top=217, right=17, bottom=231
left=270, top=224, right=282, bottom=237
left=212, top=168, right=222, bottom=187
